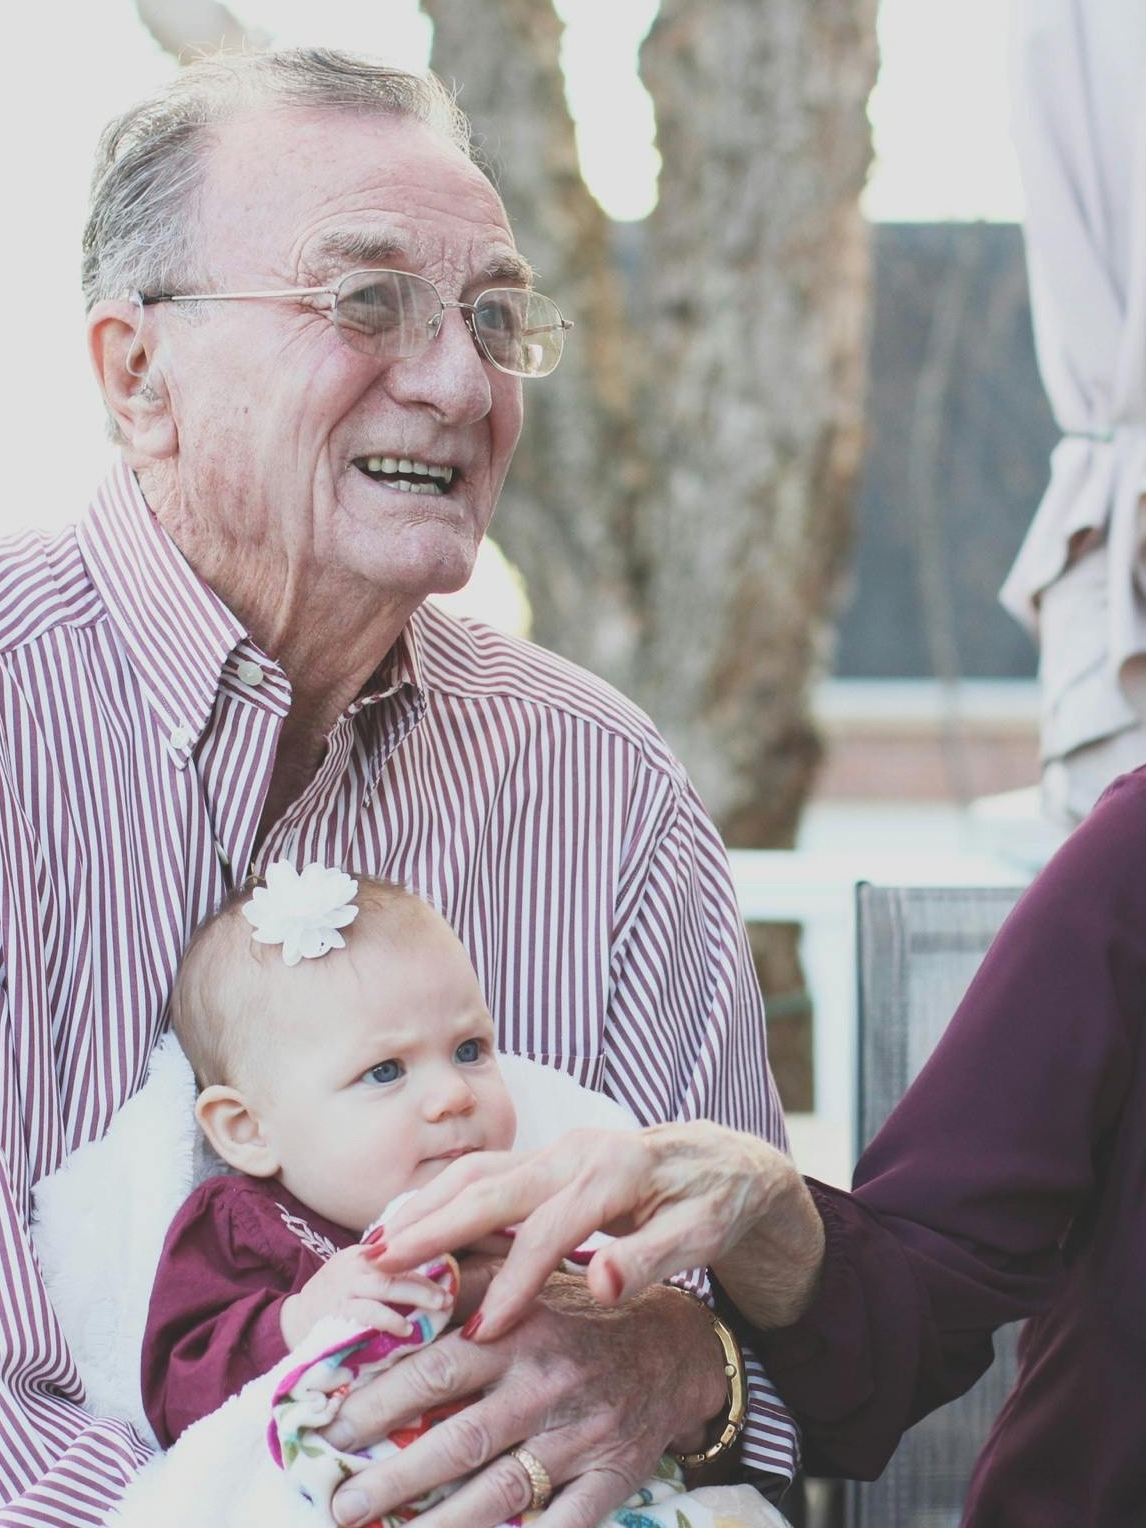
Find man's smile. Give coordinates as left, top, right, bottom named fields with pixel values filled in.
left=354, top=454, right=457, bottom=495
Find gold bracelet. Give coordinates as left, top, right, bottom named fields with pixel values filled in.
left=666, top=1285, right=748, bottom=1468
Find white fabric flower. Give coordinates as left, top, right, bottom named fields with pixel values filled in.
left=242, top=861, right=360, bottom=966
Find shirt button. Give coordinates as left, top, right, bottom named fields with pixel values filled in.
left=236, top=659, right=265, bottom=687
left=169, top=724, right=193, bottom=750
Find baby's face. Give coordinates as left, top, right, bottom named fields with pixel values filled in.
left=247, top=910, right=516, bottom=1232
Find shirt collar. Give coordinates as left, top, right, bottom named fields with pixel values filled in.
left=76, top=460, right=250, bottom=763
left=76, top=459, right=431, bottom=765
left=350, top=615, right=425, bottom=714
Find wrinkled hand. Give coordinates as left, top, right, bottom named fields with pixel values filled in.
left=376, top=1121, right=825, bottom=1337
left=323, top=1271, right=728, bottom=1528
left=280, top=1244, right=451, bottom=1349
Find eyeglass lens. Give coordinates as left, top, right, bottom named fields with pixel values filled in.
left=332, top=270, right=565, bottom=378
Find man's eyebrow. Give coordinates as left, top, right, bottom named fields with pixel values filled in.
left=311, top=229, right=406, bottom=268
left=311, top=230, right=536, bottom=288
left=311, top=229, right=408, bottom=268
left=476, top=251, right=536, bottom=286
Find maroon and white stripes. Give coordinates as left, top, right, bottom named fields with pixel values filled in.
left=0, top=462, right=796, bottom=1523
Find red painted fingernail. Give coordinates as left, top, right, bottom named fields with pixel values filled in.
left=602, top=1262, right=624, bottom=1301
left=365, top=1239, right=388, bottom=1258
left=460, top=1312, right=483, bottom=1340
left=364, top=1225, right=386, bottom=1246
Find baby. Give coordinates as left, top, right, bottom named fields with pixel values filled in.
left=134, top=864, right=785, bottom=1528
left=142, top=865, right=518, bottom=1447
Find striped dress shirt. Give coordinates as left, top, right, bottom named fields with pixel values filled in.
left=0, top=461, right=797, bottom=1524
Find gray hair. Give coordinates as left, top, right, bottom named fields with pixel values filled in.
left=81, top=48, right=473, bottom=311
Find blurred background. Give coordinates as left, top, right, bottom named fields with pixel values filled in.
left=0, top=0, right=1057, bottom=1165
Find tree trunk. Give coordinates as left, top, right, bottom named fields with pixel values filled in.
left=133, top=0, right=260, bottom=57
left=422, top=0, right=652, bottom=681
left=426, top=0, right=878, bottom=851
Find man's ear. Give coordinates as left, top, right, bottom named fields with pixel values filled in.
left=196, top=1085, right=280, bottom=1178
left=87, top=298, right=178, bottom=464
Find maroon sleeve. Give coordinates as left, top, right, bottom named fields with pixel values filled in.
left=141, top=1179, right=320, bottom=1447
left=754, top=770, right=1145, bottom=1478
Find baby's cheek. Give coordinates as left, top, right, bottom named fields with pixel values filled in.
left=490, top=1086, right=517, bottom=1149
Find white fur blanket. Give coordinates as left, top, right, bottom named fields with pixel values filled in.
left=31, top=1035, right=788, bottom=1528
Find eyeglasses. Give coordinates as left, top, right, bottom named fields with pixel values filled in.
left=137, top=267, right=573, bottom=379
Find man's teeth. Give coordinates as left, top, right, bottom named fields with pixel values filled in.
left=362, top=455, right=455, bottom=494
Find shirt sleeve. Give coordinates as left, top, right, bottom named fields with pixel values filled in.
left=754, top=770, right=1144, bottom=1479
left=605, top=767, right=798, bottom=1485
left=0, top=1039, right=154, bottom=1524
left=141, top=1182, right=304, bottom=1448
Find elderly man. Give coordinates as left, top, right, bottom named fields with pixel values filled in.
left=0, top=49, right=794, bottom=1528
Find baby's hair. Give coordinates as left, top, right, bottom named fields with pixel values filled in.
left=169, top=873, right=435, bottom=1090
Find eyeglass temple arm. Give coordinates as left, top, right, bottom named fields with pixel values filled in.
left=137, top=285, right=334, bottom=306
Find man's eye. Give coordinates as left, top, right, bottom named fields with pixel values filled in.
left=367, top=1059, right=404, bottom=1084
left=454, top=1039, right=483, bottom=1064
left=338, top=283, right=404, bottom=333
left=475, top=295, right=524, bottom=335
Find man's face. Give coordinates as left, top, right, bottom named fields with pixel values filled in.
left=249, top=906, right=517, bottom=1233
left=148, top=106, right=525, bottom=604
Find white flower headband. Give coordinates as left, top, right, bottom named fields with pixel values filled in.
left=242, top=861, right=359, bottom=967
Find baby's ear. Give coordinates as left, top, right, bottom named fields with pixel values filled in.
left=196, top=1086, right=280, bottom=1178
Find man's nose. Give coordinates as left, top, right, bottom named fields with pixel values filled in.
left=386, top=306, right=494, bottom=425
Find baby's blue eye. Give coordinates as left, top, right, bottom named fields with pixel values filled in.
left=367, top=1059, right=403, bottom=1085
left=455, top=1038, right=482, bottom=1064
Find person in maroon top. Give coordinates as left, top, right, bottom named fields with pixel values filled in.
left=143, top=868, right=516, bottom=1449
left=373, top=767, right=1146, bottom=1526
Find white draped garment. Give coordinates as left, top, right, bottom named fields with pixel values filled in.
left=1002, top=0, right=1146, bottom=754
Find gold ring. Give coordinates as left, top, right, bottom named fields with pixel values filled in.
left=508, top=1444, right=553, bottom=1511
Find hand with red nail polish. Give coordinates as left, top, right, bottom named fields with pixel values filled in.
left=375, top=1120, right=823, bottom=1339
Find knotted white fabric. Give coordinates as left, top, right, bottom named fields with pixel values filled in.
left=1002, top=0, right=1146, bottom=755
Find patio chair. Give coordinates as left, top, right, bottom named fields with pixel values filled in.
left=844, top=883, right=1024, bottom=1528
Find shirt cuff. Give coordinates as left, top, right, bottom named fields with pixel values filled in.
left=753, top=1181, right=884, bottom=1419
left=672, top=1267, right=800, bottom=1489
left=748, top=1179, right=924, bottom=1480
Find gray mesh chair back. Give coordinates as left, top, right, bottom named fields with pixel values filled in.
left=845, top=884, right=1024, bottom=1528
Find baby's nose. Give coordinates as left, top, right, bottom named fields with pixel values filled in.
left=424, top=1072, right=477, bottom=1120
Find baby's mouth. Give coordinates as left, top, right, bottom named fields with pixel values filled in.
left=354, top=454, right=457, bottom=495
left=424, top=1145, right=478, bottom=1164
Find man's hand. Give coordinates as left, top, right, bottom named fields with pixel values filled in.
left=322, top=1271, right=729, bottom=1528
left=280, top=1245, right=451, bottom=1349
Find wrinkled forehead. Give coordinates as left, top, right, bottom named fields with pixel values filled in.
left=194, top=105, right=523, bottom=288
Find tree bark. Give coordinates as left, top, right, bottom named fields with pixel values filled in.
left=422, top=0, right=651, bottom=680
left=427, top=0, right=877, bottom=850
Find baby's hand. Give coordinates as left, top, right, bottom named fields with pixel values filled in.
left=280, top=1245, right=451, bottom=1349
